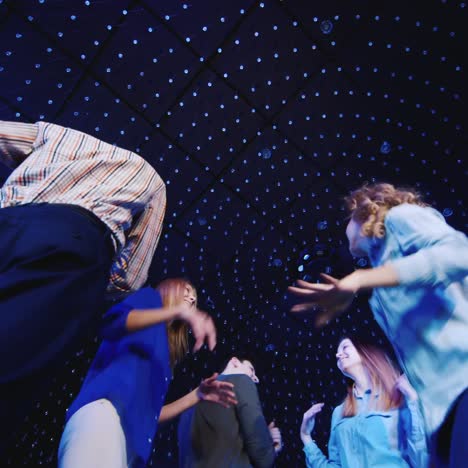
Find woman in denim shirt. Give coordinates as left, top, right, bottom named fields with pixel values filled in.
left=290, top=183, right=468, bottom=466
left=300, top=337, right=427, bottom=467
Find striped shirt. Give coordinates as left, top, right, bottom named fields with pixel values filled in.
left=0, top=120, right=166, bottom=295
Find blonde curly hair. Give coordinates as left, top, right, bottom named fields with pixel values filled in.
left=344, top=183, right=427, bottom=238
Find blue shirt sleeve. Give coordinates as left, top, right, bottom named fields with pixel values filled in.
left=100, top=287, right=163, bottom=340
left=400, top=400, right=429, bottom=468
left=303, top=406, right=342, bottom=467
left=100, top=301, right=133, bottom=340
left=385, top=204, right=468, bottom=289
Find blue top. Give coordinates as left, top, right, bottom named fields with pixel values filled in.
left=367, top=204, right=468, bottom=440
left=304, top=390, right=427, bottom=468
left=66, top=287, right=172, bottom=467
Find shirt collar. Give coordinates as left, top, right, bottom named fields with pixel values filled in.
left=353, top=385, right=379, bottom=399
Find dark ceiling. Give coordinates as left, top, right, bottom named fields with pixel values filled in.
left=1, top=0, right=466, bottom=466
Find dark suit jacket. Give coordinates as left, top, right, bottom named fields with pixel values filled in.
left=178, top=374, right=276, bottom=468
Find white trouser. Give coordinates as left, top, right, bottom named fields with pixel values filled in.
left=58, top=399, right=127, bottom=468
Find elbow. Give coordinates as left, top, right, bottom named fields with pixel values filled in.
left=124, top=312, right=134, bottom=332
left=158, top=407, right=170, bottom=423
left=251, top=447, right=276, bottom=468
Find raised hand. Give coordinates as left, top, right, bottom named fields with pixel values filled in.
left=300, top=403, right=324, bottom=443
left=288, top=274, right=359, bottom=326
left=177, top=303, right=217, bottom=352
left=268, top=421, right=283, bottom=453
left=394, top=374, right=418, bottom=402
left=197, top=372, right=238, bottom=407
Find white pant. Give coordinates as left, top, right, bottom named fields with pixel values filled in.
left=58, top=399, right=127, bottom=468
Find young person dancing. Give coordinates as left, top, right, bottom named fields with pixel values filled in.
left=290, top=183, right=468, bottom=466
left=300, top=337, right=427, bottom=467
left=58, top=278, right=236, bottom=468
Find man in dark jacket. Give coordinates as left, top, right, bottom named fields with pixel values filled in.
left=178, top=356, right=282, bottom=468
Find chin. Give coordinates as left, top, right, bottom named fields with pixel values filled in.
left=349, top=242, right=369, bottom=257
left=349, top=247, right=364, bottom=258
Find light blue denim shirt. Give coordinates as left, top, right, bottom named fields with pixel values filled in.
left=303, top=390, right=427, bottom=467
left=367, top=204, right=468, bottom=439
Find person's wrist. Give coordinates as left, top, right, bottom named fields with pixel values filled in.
left=341, top=270, right=362, bottom=293
left=301, top=433, right=313, bottom=445
left=403, top=389, right=418, bottom=402
left=195, top=386, right=203, bottom=401
left=175, top=304, right=190, bottom=322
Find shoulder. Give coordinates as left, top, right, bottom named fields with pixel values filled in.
left=386, top=203, right=444, bottom=225
left=332, top=403, right=344, bottom=416
left=122, top=287, right=162, bottom=308
left=330, top=403, right=345, bottom=427
left=220, top=374, right=255, bottom=387
left=221, top=374, right=259, bottom=399
left=385, top=204, right=447, bottom=235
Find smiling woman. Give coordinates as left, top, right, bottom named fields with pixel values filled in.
left=289, top=182, right=468, bottom=466
left=300, top=336, right=428, bottom=468
left=336, top=339, right=362, bottom=374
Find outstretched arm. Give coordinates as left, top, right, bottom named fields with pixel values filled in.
left=102, top=301, right=188, bottom=339
left=289, top=204, right=468, bottom=326
left=102, top=300, right=217, bottom=351
left=159, top=373, right=237, bottom=423
left=287, top=266, right=398, bottom=327
left=125, top=305, right=186, bottom=331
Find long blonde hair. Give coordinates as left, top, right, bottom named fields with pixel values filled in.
left=156, top=278, right=196, bottom=369
left=340, top=337, right=403, bottom=417
left=344, top=183, right=427, bottom=238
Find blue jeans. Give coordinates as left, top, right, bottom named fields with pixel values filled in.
left=0, top=203, right=114, bottom=450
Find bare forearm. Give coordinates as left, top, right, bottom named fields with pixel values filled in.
left=158, top=389, right=200, bottom=423
left=344, top=264, right=400, bottom=292
left=125, top=307, right=179, bottom=332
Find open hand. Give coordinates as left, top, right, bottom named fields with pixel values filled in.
left=288, top=274, right=358, bottom=326
left=268, top=421, right=283, bottom=453
left=394, top=374, right=418, bottom=402
left=197, top=373, right=238, bottom=407
left=178, top=304, right=217, bottom=352
left=300, top=403, right=324, bottom=443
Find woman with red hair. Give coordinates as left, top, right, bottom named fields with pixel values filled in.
left=58, top=278, right=236, bottom=468
left=300, top=337, right=427, bottom=467
left=290, top=183, right=468, bottom=466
